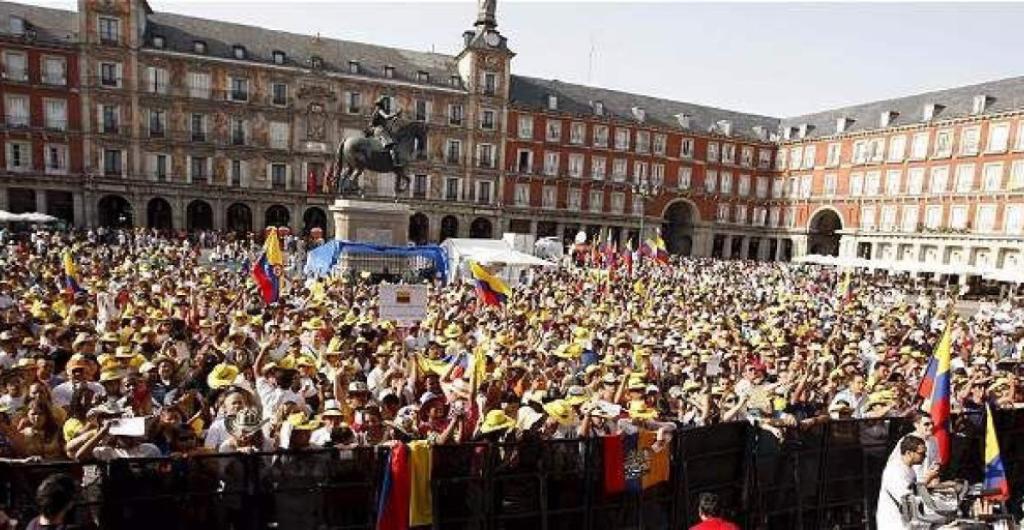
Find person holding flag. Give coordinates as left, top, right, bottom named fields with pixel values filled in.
left=983, top=403, right=1009, bottom=502
left=61, top=248, right=84, bottom=298
left=251, top=227, right=285, bottom=304
left=918, top=316, right=953, bottom=466
left=469, top=260, right=511, bottom=307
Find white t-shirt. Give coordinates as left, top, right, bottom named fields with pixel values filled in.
left=204, top=416, right=229, bottom=450
left=887, top=434, right=938, bottom=483
left=52, top=381, right=106, bottom=408
left=876, top=456, right=915, bottom=530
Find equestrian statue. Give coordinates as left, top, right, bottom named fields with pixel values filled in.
left=334, top=95, right=427, bottom=196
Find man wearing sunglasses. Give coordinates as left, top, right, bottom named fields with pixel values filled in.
left=877, top=435, right=927, bottom=530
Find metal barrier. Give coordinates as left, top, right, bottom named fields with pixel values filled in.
left=4, top=413, right=1024, bottom=530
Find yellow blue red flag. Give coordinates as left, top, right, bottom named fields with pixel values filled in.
left=984, top=403, right=1009, bottom=501
left=469, top=261, right=511, bottom=306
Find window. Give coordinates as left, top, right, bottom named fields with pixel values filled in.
left=910, top=133, right=929, bottom=160
left=849, top=173, right=863, bottom=196
left=1005, top=205, right=1023, bottom=235
left=517, top=116, right=533, bottom=139
left=270, top=163, right=287, bottom=190
left=925, top=205, right=942, bottom=230
left=1016, top=123, right=1024, bottom=151
left=477, top=144, right=495, bottom=168
left=786, top=208, right=797, bottom=229
left=272, top=83, right=288, bottom=106
left=417, top=71, right=429, bottom=83
left=908, top=167, right=925, bottom=195
left=383, top=65, right=395, bottom=79
left=612, top=159, right=627, bottom=181
left=610, top=192, right=625, bottom=214
left=230, top=77, right=249, bottom=101
left=446, top=140, right=462, bottom=164
left=955, top=164, right=975, bottom=193
left=860, top=206, right=876, bottom=231
left=880, top=206, right=898, bottom=232
left=98, top=16, right=119, bottom=44
left=479, top=108, right=495, bottom=129
left=348, top=61, right=360, bottom=74
left=680, top=138, right=694, bottom=159
left=542, top=186, right=556, bottom=209
left=99, top=62, right=120, bottom=87
left=269, top=121, right=289, bottom=149
left=190, top=156, right=209, bottom=184
left=568, top=154, right=584, bottom=178
left=190, top=113, right=206, bottom=141
left=885, top=170, right=901, bottom=195
left=482, top=72, right=497, bottom=96
left=2, top=51, right=26, bottom=81
left=678, top=166, right=692, bottom=190
left=231, top=119, right=246, bottom=145
left=651, top=163, right=665, bottom=187
left=973, top=95, right=989, bottom=114
left=514, top=183, right=529, bottom=206
left=448, top=178, right=462, bottom=201
left=1011, top=161, right=1024, bottom=191
left=153, top=154, right=169, bottom=182
left=477, top=181, right=493, bottom=204
left=705, top=170, right=718, bottom=193
left=865, top=171, right=881, bottom=196
left=44, top=144, right=67, bottom=174
left=950, top=205, right=969, bottom=230
left=193, top=41, right=207, bottom=54
left=929, top=166, right=949, bottom=194
left=544, top=152, right=560, bottom=176
left=758, top=149, right=772, bottom=169
left=568, top=189, right=581, bottom=210
left=740, top=146, right=753, bottom=167
left=888, top=136, right=906, bottom=162
left=901, top=206, right=919, bottom=233
left=146, top=66, right=167, bottom=94
left=515, top=149, right=532, bottom=173
left=654, top=134, right=667, bottom=155
left=411, top=174, right=427, bottom=198
left=772, top=177, right=785, bottom=198
left=101, top=104, right=119, bottom=133
left=447, top=104, right=462, bottom=126
left=102, top=149, right=122, bottom=176
left=570, top=122, right=585, bottom=145
left=800, top=174, right=812, bottom=198
left=591, top=157, right=606, bottom=180
left=824, top=173, right=838, bottom=196
left=769, top=208, right=781, bottom=227
left=789, top=147, right=802, bottom=170
left=978, top=164, right=1003, bottom=194
left=343, top=92, right=361, bottom=114
left=5, top=141, right=29, bottom=171
left=777, top=148, right=789, bottom=170
left=707, top=142, right=720, bottom=163
left=756, top=176, right=768, bottom=198
left=4, top=94, right=28, bottom=127
left=720, top=171, right=732, bottom=194
left=825, top=143, right=841, bottom=167
left=716, top=204, right=730, bottom=223
left=188, top=72, right=211, bottom=99
left=615, top=129, right=630, bottom=151
left=593, top=101, right=604, bottom=116
left=594, top=126, right=609, bottom=148
left=721, top=143, right=736, bottom=164
left=42, top=57, right=66, bottom=85
left=272, top=51, right=286, bottom=65
left=148, top=109, right=165, bottom=137
left=987, top=122, right=1010, bottom=153
left=636, top=131, right=650, bottom=154
left=735, top=205, right=748, bottom=225
left=976, top=204, right=997, bottom=233
left=231, top=159, right=243, bottom=187
left=802, top=145, right=816, bottom=168
left=589, top=190, right=603, bottom=213
left=546, top=120, right=562, bottom=142
left=415, top=100, right=430, bottom=123
left=634, top=161, right=648, bottom=182
left=631, top=196, right=643, bottom=216
left=959, top=126, right=980, bottom=156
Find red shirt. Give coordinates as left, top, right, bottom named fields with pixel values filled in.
left=690, top=517, right=740, bottom=530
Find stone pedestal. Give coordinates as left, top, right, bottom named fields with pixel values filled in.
left=330, top=199, right=410, bottom=245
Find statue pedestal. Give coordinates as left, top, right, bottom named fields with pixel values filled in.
left=330, top=199, right=410, bottom=245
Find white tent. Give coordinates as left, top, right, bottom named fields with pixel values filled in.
left=0, top=211, right=59, bottom=223
left=440, top=238, right=555, bottom=285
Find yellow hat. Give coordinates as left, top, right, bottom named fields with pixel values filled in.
left=207, top=363, right=240, bottom=389
left=286, top=412, right=322, bottom=431
left=627, top=400, right=658, bottom=420
left=479, top=410, right=516, bottom=434
left=63, top=418, right=85, bottom=442
left=542, top=400, right=576, bottom=426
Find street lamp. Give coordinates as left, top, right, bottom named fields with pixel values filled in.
left=632, top=175, right=661, bottom=243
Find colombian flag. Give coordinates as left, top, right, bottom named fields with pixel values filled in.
left=643, top=232, right=668, bottom=264
left=983, top=404, right=1009, bottom=502
left=603, top=431, right=670, bottom=495
left=836, top=268, right=853, bottom=305
left=375, top=441, right=433, bottom=530
left=251, top=228, right=284, bottom=304
left=62, top=249, right=84, bottom=296
left=920, top=322, right=952, bottom=465
left=621, top=239, right=634, bottom=277
left=469, top=261, right=511, bottom=306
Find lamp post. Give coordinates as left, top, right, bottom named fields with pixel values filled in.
left=632, top=175, right=661, bottom=244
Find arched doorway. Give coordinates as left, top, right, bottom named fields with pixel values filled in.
left=226, top=203, right=253, bottom=233
left=265, top=205, right=290, bottom=229
left=808, top=207, right=843, bottom=256
left=440, top=215, right=459, bottom=241
left=97, top=195, right=133, bottom=228
left=662, top=200, right=697, bottom=256
left=187, top=200, right=213, bottom=231
left=408, top=213, right=429, bottom=244
left=303, top=207, right=327, bottom=234
left=147, top=198, right=173, bottom=230
left=470, top=217, right=493, bottom=239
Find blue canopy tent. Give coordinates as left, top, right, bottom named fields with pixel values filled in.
left=304, top=241, right=448, bottom=282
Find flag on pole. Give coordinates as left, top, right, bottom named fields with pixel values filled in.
left=469, top=261, right=511, bottom=306
left=983, top=403, right=1009, bottom=501
left=836, top=268, right=853, bottom=305
left=251, top=228, right=284, bottom=304
left=621, top=239, right=634, bottom=277
left=62, top=249, right=84, bottom=296
left=920, top=321, right=953, bottom=465
left=644, top=229, right=668, bottom=264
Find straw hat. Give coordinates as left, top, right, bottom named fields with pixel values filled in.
left=626, top=400, right=658, bottom=420
left=65, top=354, right=93, bottom=376
left=286, top=412, right=322, bottom=431
left=479, top=410, right=516, bottom=434
left=542, top=400, right=576, bottom=426
left=226, top=408, right=267, bottom=438
left=207, top=363, right=240, bottom=389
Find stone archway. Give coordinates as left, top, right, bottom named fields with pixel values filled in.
left=408, top=213, right=429, bottom=245
left=470, top=217, right=493, bottom=239
left=264, top=205, right=290, bottom=229
left=186, top=200, right=213, bottom=231
left=662, top=199, right=698, bottom=256
left=808, top=207, right=844, bottom=257
left=303, top=207, right=327, bottom=235
left=226, top=203, right=253, bottom=233
left=440, top=215, right=459, bottom=241
left=97, top=195, right=133, bottom=228
left=146, top=198, right=173, bottom=230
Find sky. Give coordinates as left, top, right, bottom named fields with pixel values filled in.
left=19, top=1, right=1024, bottom=118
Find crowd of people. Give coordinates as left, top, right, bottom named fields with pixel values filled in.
left=0, top=227, right=1021, bottom=467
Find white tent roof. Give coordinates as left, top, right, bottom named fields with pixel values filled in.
left=0, top=211, right=59, bottom=223
left=440, top=238, right=554, bottom=267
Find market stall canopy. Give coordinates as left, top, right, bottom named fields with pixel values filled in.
left=440, top=238, right=555, bottom=284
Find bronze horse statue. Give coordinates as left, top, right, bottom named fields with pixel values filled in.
left=334, top=121, right=427, bottom=196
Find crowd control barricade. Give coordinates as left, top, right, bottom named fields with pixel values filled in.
left=3, top=413, right=1024, bottom=530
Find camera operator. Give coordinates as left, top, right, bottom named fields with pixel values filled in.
left=877, top=435, right=927, bottom=530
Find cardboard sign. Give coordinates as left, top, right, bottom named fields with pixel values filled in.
left=379, top=284, right=429, bottom=325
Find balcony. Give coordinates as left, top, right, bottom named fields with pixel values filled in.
left=412, top=188, right=428, bottom=199
left=103, top=166, right=123, bottom=177
left=449, top=117, right=463, bottom=127
left=42, top=74, right=66, bottom=86
left=101, top=123, right=126, bottom=135
left=446, top=154, right=461, bottom=165
left=44, top=119, right=68, bottom=132
left=271, top=95, right=288, bottom=106
left=191, top=131, right=208, bottom=143
left=4, top=115, right=30, bottom=129
left=148, top=126, right=165, bottom=139
left=99, top=34, right=120, bottom=46
left=232, top=133, right=246, bottom=146
left=229, top=90, right=249, bottom=103
left=3, top=69, right=28, bottom=82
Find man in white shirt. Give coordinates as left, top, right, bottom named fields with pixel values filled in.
left=877, top=435, right=927, bottom=530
